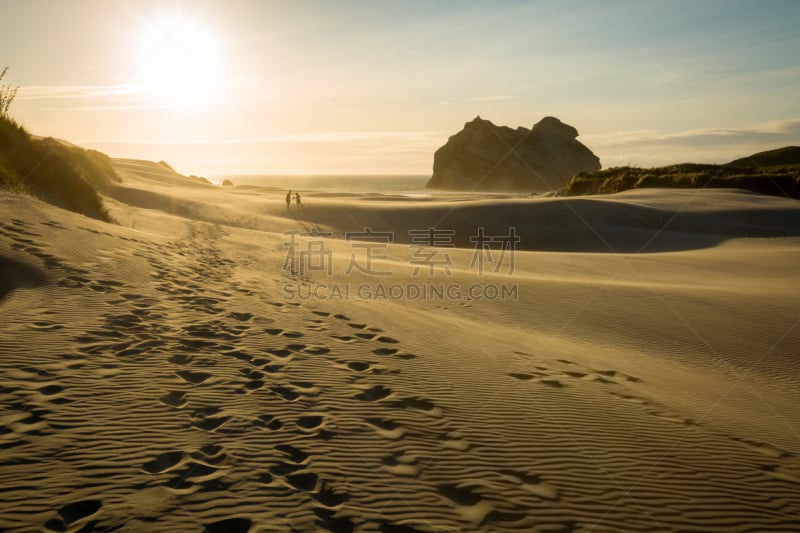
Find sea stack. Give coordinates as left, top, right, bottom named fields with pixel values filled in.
left=426, top=116, right=601, bottom=192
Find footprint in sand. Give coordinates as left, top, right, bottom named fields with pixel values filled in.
left=497, top=469, right=559, bottom=500
left=141, top=450, right=186, bottom=474
left=609, top=391, right=648, bottom=405
left=728, top=436, right=792, bottom=459
left=330, top=334, right=358, bottom=343
left=364, top=418, right=407, bottom=440
left=508, top=372, right=565, bottom=388
left=267, top=348, right=294, bottom=359
left=353, top=385, right=393, bottom=402
left=28, top=321, right=64, bottom=331
left=268, top=460, right=305, bottom=475
left=390, top=396, right=442, bottom=416
left=45, top=500, right=102, bottom=532
left=191, top=408, right=230, bottom=432
left=271, top=445, right=307, bottom=466
left=168, top=354, right=194, bottom=365
left=57, top=275, right=89, bottom=289
left=260, top=363, right=284, bottom=375
left=181, top=462, right=228, bottom=483
left=175, top=370, right=213, bottom=385
left=586, top=368, right=642, bottom=383
left=442, top=431, right=470, bottom=451
left=159, top=390, right=188, bottom=408
left=373, top=347, right=417, bottom=360
left=271, top=385, right=301, bottom=401
left=647, top=410, right=695, bottom=426
left=203, top=517, right=252, bottom=533
left=286, top=472, right=320, bottom=492
left=436, top=483, right=496, bottom=524
left=296, top=414, right=327, bottom=432
left=312, top=483, right=351, bottom=508
left=40, top=220, right=66, bottom=229
left=241, top=378, right=265, bottom=393
left=375, top=521, right=430, bottom=533
left=441, top=483, right=529, bottom=526
left=255, top=414, right=283, bottom=431
left=303, top=345, right=331, bottom=355
left=241, top=367, right=263, bottom=379
left=759, top=463, right=800, bottom=484
left=539, top=379, right=565, bottom=388
left=192, top=415, right=231, bottom=432
left=290, top=381, right=320, bottom=396
left=355, top=331, right=393, bottom=343
left=241, top=355, right=264, bottom=366
left=227, top=350, right=252, bottom=363
left=380, top=452, right=420, bottom=476
left=38, top=384, right=64, bottom=396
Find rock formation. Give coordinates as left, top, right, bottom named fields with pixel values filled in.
left=426, top=116, right=601, bottom=192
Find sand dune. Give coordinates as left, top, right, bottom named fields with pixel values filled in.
left=0, top=165, right=799, bottom=531
left=289, top=189, right=800, bottom=252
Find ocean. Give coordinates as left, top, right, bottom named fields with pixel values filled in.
left=220, top=174, right=537, bottom=198
left=221, top=175, right=431, bottom=194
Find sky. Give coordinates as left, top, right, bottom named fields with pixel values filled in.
left=2, top=0, right=800, bottom=177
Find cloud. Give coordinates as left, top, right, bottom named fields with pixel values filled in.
left=585, top=119, right=800, bottom=167
left=75, top=130, right=446, bottom=146
left=17, top=84, right=139, bottom=100
left=437, top=95, right=515, bottom=106
left=586, top=119, right=800, bottom=149
left=20, top=83, right=228, bottom=111
left=44, top=104, right=189, bottom=111
left=465, top=95, right=515, bottom=102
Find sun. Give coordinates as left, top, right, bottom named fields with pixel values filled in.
left=134, top=14, right=225, bottom=107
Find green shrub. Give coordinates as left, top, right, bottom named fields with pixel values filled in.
left=0, top=114, right=114, bottom=221
left=558, top=163, right=800, bottom=199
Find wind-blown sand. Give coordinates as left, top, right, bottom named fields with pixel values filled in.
left=1, top=160, right=799, bottom=532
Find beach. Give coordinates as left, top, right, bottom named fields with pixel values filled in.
left=1, top=159, right=799, bottom=532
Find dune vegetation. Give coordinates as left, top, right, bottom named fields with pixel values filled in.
left=0, top=69, right=116, bottom=221
left=558, top=161, right=800, bottom=199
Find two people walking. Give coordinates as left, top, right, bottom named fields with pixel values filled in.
left=286, top=190, right=302, bottom=210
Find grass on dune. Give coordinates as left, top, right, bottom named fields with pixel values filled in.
left=0, top=113, right=117, bottom=222
left=558, top=162, right=800, bottom=200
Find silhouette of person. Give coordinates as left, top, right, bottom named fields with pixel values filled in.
left=295, top=191, right=302, bottom=209
left=286, top=190, right=292, bottom=210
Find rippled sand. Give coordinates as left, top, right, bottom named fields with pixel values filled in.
left=1, top=160, right=799, bottom=532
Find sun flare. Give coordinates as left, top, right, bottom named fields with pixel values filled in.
left=134, top=14, right=225, bottom=106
